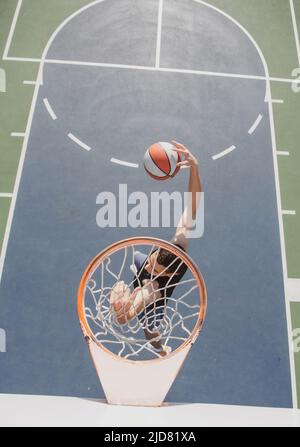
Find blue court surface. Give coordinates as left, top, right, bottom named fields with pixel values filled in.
left=0, top=0, right=293, bottom=407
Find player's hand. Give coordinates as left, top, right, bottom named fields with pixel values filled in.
left=171, top=140, right=199, bottom=169
left=110, top=281, right=129, bottom=307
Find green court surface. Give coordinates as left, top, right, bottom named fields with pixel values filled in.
left=0, top=0, right=300, bottom=407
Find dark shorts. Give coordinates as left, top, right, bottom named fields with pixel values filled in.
left=133, top=252, right=166, bottom=333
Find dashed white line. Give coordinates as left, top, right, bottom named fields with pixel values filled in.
left=248, top=114, right=263, bottom=135
left=277, top=151, right=290, bottom=156
left=156, top=0, right=164, bottom=69
left=0, top=193, right=13, bottom=198
left=2, top=0, right=23, bottom=59
left=212, top=145, right=236, bottom=161
left=11, top=132, right=25, bottom=138
left=290, top=0, right=300, bottom=67
left=23, top=80, right=37, bottom=85
left=265, top=98, right=284, bottom=104
left=43, top=98, right=57, bottom=120
left=287, top=279, right=300, bottom=302
left=5, top=57, right=41, bottom=63
left=68, top=133, right=91, bottom=152
left=111, top=158, right=139, bottom=168
left=282, top=210, right=296, bottom=216
left=0, top=44, right=43, bottom=291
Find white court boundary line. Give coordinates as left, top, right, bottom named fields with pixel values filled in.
left=290, top=0, right=300, bottom=67
left=0, top=0, right=297, bottom=409
left=2, top=0, right=23, bottom=59
left=266, top=70, right=298, bottom=409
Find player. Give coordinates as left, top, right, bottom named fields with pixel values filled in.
left=110, top=141, right=202, bottom=356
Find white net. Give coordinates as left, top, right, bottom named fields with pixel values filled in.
left=82, top=241, right=203, bottom=361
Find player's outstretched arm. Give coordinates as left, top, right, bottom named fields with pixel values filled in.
left=171, top=141, right=202, bottom=250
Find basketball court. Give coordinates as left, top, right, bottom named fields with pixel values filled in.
left=0, top=0, right=300, bottom=425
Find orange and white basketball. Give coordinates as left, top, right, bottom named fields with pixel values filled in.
left=144, top=142, right=181, bottom=180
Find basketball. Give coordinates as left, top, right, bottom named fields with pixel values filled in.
left=144, top=142, right=182, bottom=180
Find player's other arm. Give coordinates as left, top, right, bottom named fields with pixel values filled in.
left=171, top=141, right=202, bottom=251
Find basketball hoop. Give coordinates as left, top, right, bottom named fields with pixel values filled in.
left=78, top=237, right=207, bottom=406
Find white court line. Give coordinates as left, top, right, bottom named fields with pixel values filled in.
left=43, top=98, right=57, bottom=120
left=47, top=59, right=150, bottom=69
left=23, top=80, right=36, bottom=85
left=267, top=86, right=298, bottom=409
left=212, top=145, right=236, bottom=161
left=44, top=59, right=300, bottom=85
left=46, top=59, right=270, bottom=81
left=111, top=158, right=139, bottom=168
left=248, top=114, right=263, bottom=135
left=156, top=0, right=164, bottom=68
left=0, top=193, right=13, bottom=198
left=287, top=279, right=300, bottom=302
left=11, top=132, right=25, bottom=138
left=5, top=57, right=41, bottom=63
left=2, top=0, right=23, bottom=59
left=0, top=54, right=44, bottom=292
left=68, top=133, right=91, bottom=151
left=4, top=55, right=300, bottom=86
left=277, top=151, right=290, bottom=156
left=290, top=0, right=300, bottom=67
left=44, top=60, right=300, bottom=85
left=282, top=210, right=296, bottom=216
left=266, top=99, right=284, bottom=104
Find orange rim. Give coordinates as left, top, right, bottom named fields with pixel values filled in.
left=78, top=237, right=207, bottom=364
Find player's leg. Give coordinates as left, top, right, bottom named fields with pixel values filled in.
left=142, top=301, right=172, bottom=356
